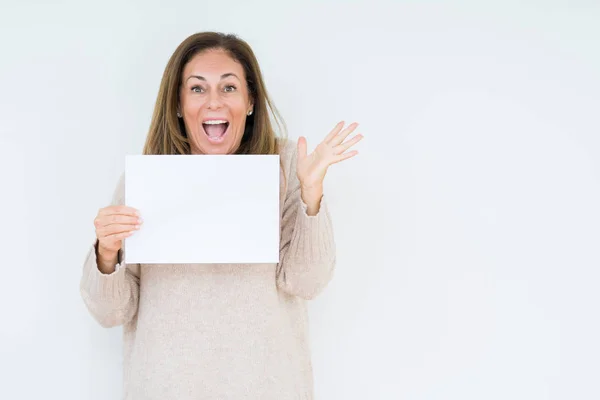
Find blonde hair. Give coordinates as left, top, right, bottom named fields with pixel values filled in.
left=142, top=32, right=287, bottom=156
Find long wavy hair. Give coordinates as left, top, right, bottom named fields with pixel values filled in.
left=142, top=32, right=287, bottom=156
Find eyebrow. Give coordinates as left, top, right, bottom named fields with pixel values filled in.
left=185, top=73, right=240, bottom=82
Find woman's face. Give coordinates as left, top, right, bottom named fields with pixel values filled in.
left=179, top=49, right=253, bottom=155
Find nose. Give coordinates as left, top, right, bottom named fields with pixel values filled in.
left=206, top=89, right=224, bottom=110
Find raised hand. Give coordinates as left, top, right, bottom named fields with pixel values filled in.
left=296, top=121, right=363, bottom=191
left=296, top=121, right=363, bottom=215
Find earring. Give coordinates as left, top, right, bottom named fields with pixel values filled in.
left=177, top=112, right=182, bottom=118
left=247, top=110, right=253, bottom=116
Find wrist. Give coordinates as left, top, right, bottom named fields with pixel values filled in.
left=96, top=241, right=117, bottom=258
left=300, top=185, right=323, bottom=216
left=301, top=181, right=323, bottom=193
left=96, top=242, right=119, bottom=272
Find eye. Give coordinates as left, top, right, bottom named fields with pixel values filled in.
left=224, top=85, right=237, bottom=93
left=191, top=86, right=204, bottom=93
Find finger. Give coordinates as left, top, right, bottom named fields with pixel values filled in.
left=97, top=223, right=140, bottom=237
left=95, top=214, right=141, bottom=228
left=330, top=122, right=359, bottom=146
left=334, top=133, right=363, bottom=154
left=324, top=121, right=345, bottom=143
left=331, top=150, right=359, bottom=165
left=103, top=230, right=135, bottom=242
left=96, top=211, right=139, bottom=227
left=297, top=136, right=308, bottom=161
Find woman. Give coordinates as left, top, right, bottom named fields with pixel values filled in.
left=80, top=31, right=362, bottom=399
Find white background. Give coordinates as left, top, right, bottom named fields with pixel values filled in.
left=1, top=1, right=599, bottom=399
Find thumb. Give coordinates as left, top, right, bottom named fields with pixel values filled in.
left=297, top=136, right=308, bottom=162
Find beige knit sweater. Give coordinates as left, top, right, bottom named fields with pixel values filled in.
left=80, top=139, right=336, bottom=400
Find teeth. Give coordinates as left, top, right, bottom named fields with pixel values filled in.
left=204, top=120, right=228, bottom=125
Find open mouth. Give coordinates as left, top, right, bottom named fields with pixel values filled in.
left=202, top=120, right=230, bottom=143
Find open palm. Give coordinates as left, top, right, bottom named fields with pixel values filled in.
left=296, top=121, right=363, bottom=189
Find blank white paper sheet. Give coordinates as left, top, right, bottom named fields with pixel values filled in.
left=123, top=154, right=280, bottom=264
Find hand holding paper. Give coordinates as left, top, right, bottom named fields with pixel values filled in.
left=93, top=205, right=142, bottom=273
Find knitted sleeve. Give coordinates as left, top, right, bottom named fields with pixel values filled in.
left=79, top=173, right=141, bottom=328
left=276, top=140, right=337, bottom=300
